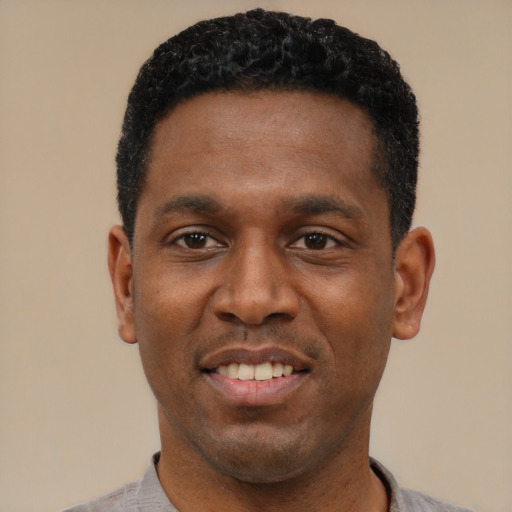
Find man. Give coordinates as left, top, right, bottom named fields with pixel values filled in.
left=65, top=9, right=472, bottom=512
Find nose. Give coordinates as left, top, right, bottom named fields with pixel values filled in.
left=212, top=240, right=299, bottom=325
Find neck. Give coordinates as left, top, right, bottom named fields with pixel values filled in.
left=156, top=406, right=389, bottom=512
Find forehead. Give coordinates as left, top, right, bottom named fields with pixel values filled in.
left=138, top=90, right=386, bottom=231
left=150, top=90, right=376, bottom=172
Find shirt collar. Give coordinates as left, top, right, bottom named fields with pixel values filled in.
left=140, top=452, right=405, bottom=512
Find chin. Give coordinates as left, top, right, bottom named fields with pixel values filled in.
left=193, top=426, right=329, bottom=485
left=213, top=455, right=308, bottom=485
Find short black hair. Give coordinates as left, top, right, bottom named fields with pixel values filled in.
left=116, top=8, right=419, bottom=249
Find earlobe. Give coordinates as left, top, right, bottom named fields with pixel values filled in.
left=392, top=227, right=435, bottom=340
left=108, top=225, right=137, bottom=344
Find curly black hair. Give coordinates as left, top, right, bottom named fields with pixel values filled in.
left=116, top=8, right=419, bottom=249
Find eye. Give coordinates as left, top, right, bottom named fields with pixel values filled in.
left=291, top=232, right=339, bottom=250
left=174, top=232, right=220, bottom=249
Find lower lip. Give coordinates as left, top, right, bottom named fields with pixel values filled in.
left=204, top=371, right=308, bottom=406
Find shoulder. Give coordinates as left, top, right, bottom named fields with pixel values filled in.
left=61, top=453, right=175, bottom=512
left=400, top=488, right=475, bottom=512
left=370, top=458, right=476, bottom=512
left=61, top=480, right=140, bottom=512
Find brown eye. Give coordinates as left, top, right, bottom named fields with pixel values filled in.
left=304, top=233, right=329, bottom=250
left=176, top=233, right=216, bottom=249
left=290, top=232, right=339, bottom=251
left=184, top=233, right=207, bottom=248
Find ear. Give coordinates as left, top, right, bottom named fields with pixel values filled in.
left=108, top=225, right=137, bottom=344
left=392, top=227, right=436, bottom=340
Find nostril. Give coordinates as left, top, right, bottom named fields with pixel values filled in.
left=267, top=311, right=293, bottom=320
left=215, top=311, right=239, bottom=323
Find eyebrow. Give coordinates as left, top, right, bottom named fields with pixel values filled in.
left=286, top=195, right=362, bottom=219
left=154, top=195, right=222, bottom=220
left=153, top=193, right=362, bottom=224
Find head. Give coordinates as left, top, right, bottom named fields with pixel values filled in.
left=109, top=9, right=434, bottom=489
left=116, top=8, right=419, bottom=250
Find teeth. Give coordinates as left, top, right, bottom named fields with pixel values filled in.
left=216, top=362, right=296, bottom=381
left=227, top=363, right=239, bottom=379
left=272, top=362, right=283, bottom=377
left=254, top=362, right=272, bottom=381
left=217, top=365, right=229, bottom=376
left=238, top=364, right=255, bottom=380
left=283, top=364, right=293, bottom=376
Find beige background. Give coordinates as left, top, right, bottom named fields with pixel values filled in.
left=1, top=1, right=510, bottom=511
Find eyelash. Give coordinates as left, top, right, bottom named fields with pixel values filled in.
left=290, top=231, right=342, bottom=250
left=171, top=230, right=223, bottom=249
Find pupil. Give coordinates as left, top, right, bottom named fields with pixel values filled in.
left=306, top=233, right=327, bottom=249
left=185, top=233, right=206, bottom=248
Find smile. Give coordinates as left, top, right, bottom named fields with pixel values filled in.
left=216, top=362, right=294, bottom=381
left=200, top=347, right=311, bottom=406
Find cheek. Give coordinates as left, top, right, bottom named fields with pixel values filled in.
left=307, top=268, right=394, bottom=371
left=134, top=264, right=211, bottom=336
left=311, top=265, right=394, bottom=325
left=131, top=273, right=201, bottom=387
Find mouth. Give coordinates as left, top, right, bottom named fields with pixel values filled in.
left=213, top=361, right=295, bottom=381
left=200, top=348, right=311, bottom=406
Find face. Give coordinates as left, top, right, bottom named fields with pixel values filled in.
left=110, top=91, right=421, bottom=483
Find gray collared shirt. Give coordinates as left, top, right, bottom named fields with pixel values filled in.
left=62, top=453, right=475, bottom=512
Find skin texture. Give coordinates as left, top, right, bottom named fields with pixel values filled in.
left=108, top=91, right=435, bottom=512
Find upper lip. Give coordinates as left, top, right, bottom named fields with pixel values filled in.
left=200, top=346, right=312, bottom=372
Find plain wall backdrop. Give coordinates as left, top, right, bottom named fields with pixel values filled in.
left=1, top=1, right=510, bottom=511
